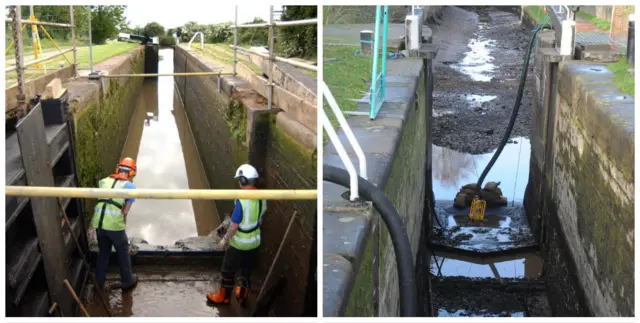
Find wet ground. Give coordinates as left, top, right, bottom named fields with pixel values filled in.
left=427, top=7, right=552, bottom=317
left=87, top=48, right=222, bottom=251
left=429, top=6, right=535, bottom=154
left=84, top=265, right=261, bottom=317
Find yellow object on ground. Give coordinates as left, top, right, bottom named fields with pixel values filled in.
left=469, top=199, right=486, bottom=221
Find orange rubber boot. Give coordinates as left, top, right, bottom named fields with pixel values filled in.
left=235, top=277, right=250, bottom=305
left=207, top=277, right=233, bottom=305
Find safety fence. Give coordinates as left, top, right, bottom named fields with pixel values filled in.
left=231, top=6, right=318, bottom=111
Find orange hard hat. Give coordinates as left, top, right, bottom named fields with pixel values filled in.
left=116, top=157, right=137, bottom=178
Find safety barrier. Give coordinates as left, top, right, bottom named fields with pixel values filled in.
left=231, top=5, right=317, bottom=111
left=321, top=81, right=367, bottom=201
left=187, top=31, right=204, bottom=50
left=5, top=186, right=317, bottom=200
left=369, top=5, right=389, bottom=119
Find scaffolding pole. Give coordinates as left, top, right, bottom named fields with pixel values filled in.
left=233, top=5, right=238, bottom=76
left=4, top=18, right=74, bottom=28
left=77, top=71, right=233, bottom=78
left=11, top=6, right=26, bottom=111
left=70, top=5, right=77, bottom=76
left=268, top=5, right=275, bottom=111
left=5, top=186, right=318, bottom=200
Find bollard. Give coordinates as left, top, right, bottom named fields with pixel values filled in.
left=360, top=30, right=373, bottom=56
left=405, top=15, right=421, bottom=57
left=627, top=14, right=634, bottom=68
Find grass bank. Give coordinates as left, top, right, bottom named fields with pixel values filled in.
left=607, top=57, right=634, bottom=96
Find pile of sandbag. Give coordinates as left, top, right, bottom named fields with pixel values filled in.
left=453, top=181, right=508, bottom=209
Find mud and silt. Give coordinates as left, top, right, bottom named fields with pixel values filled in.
left=427, top=7, right=551, bottom=317
left=429, top=6, right=535, bottom=154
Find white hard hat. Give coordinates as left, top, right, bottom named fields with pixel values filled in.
left=235, top=164, right=259, bottom=180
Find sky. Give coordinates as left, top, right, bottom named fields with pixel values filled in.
left=124, top=4, right=280, bottom=29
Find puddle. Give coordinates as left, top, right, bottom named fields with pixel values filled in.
left=466, top=94, right=497, bottom=108
left=449, top=38, right=496, bottom=82
left=431, top=251, right=543, bottom=279
left=121, top=49, right=220, bottom=246
left=432, top=137, right=531, bottom=202
left=438, top=309, right=525, bottom=317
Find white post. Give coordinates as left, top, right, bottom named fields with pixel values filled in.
left=268, top=5, right=275, bottom=111
left=70, top=6, right=77, bottom=76
left=560, top=19, right=576, bottom=56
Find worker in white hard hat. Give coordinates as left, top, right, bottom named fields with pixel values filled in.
left=207, top=164, right=267, bottom=306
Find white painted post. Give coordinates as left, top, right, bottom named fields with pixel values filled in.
left=405, top=15, right=420, bottom=57
left=560, top=19, right=576, bottom=56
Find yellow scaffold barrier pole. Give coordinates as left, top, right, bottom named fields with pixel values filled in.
left=5, top=186, right=317, bottom=200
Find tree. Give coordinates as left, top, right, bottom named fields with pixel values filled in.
left=89, top=5, right=126, bottom=44
left=238, top=18, right=268, bottom=45
left=278, top=6, right=317, bottom=58
left=167, top=28, right=175, bottom=36
left=143, top=22, right=165, bottom=38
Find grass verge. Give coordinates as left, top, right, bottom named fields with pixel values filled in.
left=5, top=41, right=138, bottom=88
left=523, top=6, right=549, bottom=25
left=607, top=57, right=634, bottom=96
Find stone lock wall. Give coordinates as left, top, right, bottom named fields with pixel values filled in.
left=174, top=46, right=317, bottom=316
left=525, top=31, right=634, bottom=317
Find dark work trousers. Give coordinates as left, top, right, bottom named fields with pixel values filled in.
left=221, top=246, right=260, bottom=286
left=95, top=229, right=135, bottom=287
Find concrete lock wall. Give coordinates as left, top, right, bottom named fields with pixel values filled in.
left=526, top=31, right=634, bottom=317
left=173, top=46, right=317, bottom=316
left=66, top=46, right=146, bottom=218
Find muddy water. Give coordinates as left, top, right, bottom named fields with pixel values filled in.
left=432, top=137, right=530, bottom=202
left=449, top=31, right=496, bottom=82
left=121, top=48, right=220, bottom=246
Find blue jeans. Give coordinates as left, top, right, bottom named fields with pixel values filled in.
left=95, top=229, right=135, bottom=287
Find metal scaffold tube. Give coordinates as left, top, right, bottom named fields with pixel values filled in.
left=5, top=186, right=317, bottom=200
left=77, top=71, right=233, bottom=78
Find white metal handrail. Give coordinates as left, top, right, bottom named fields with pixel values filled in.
left=188, top=31, right=204, bottom=50
left=322, top=82, right=367, bottom=180
left=322, top=82, right=367, bottom=201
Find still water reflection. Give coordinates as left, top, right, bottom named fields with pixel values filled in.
left=121, top=49, right=220, bottom=246
left=432, top=138, right=531, bottom=202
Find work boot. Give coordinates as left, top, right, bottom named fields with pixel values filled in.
left=235, top=277, right=250, bottom=306
left=112, top=274, right=138, bottom=291
left=207, top=277, right=233, bottom=305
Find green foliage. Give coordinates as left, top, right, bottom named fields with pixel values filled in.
left=143, top=21, right=165, bottom=37
left=278, top=6, right=317, bottom=58
left=89, top=5, right=126, bottom=44
left=167, top=28, right=175, bottom=36
left=608, top=57, right=634, bottom=96
left=206, top=22, right=233, bottom=43
left=576, top=11, right=611, bottom=30
left=237, top=18, right=268, bottom=45
left=159, top=35, right=175, bottom=47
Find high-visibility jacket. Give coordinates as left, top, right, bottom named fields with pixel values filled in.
left=230, top=199, right=267, bottom=251
left=92, top=177, right=130, bottom=231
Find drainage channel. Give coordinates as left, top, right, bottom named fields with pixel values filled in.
left=83, top=48, right=235, bottom=317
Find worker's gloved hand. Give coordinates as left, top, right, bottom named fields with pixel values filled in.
left=218, top=237, right=229, bottom=250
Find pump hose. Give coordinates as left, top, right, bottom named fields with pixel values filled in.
left=475, top=24, right=552, bottom=195
left=323, top=165, right=417, bottom=317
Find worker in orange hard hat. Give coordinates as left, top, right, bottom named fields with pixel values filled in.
left=93, top=157, right=139, bottom=291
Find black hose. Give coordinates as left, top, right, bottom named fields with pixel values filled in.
left=323, top=165, right=417, bottom=317
left=475, top=24, right=551, bottom=194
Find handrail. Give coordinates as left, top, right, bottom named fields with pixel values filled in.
left=233, top=5, right=317, bottom=111
left=188, top=31, right=204, bottom=50
left=321, top=109, right=359, bottom=201
left=230, top=45, right=317, bottom=71
left=77, top=72, right=233, bottom=78
left=5, top=186, right=317, bottom=200
left=322, top=81, right=367, bottom=180
left=369, top=5, right=389, bottom=120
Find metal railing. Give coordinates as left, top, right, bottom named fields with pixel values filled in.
left=7, top=5, right=77, bottom=112
left=231, top=5, right=317, bottom=111
left=369, top=5, right=389, bottom=119
left=188, top=31, right=204, bottom=50
left=5, top=186, right=317, bottom=200
left=322, top=81, right=367, bottom=201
